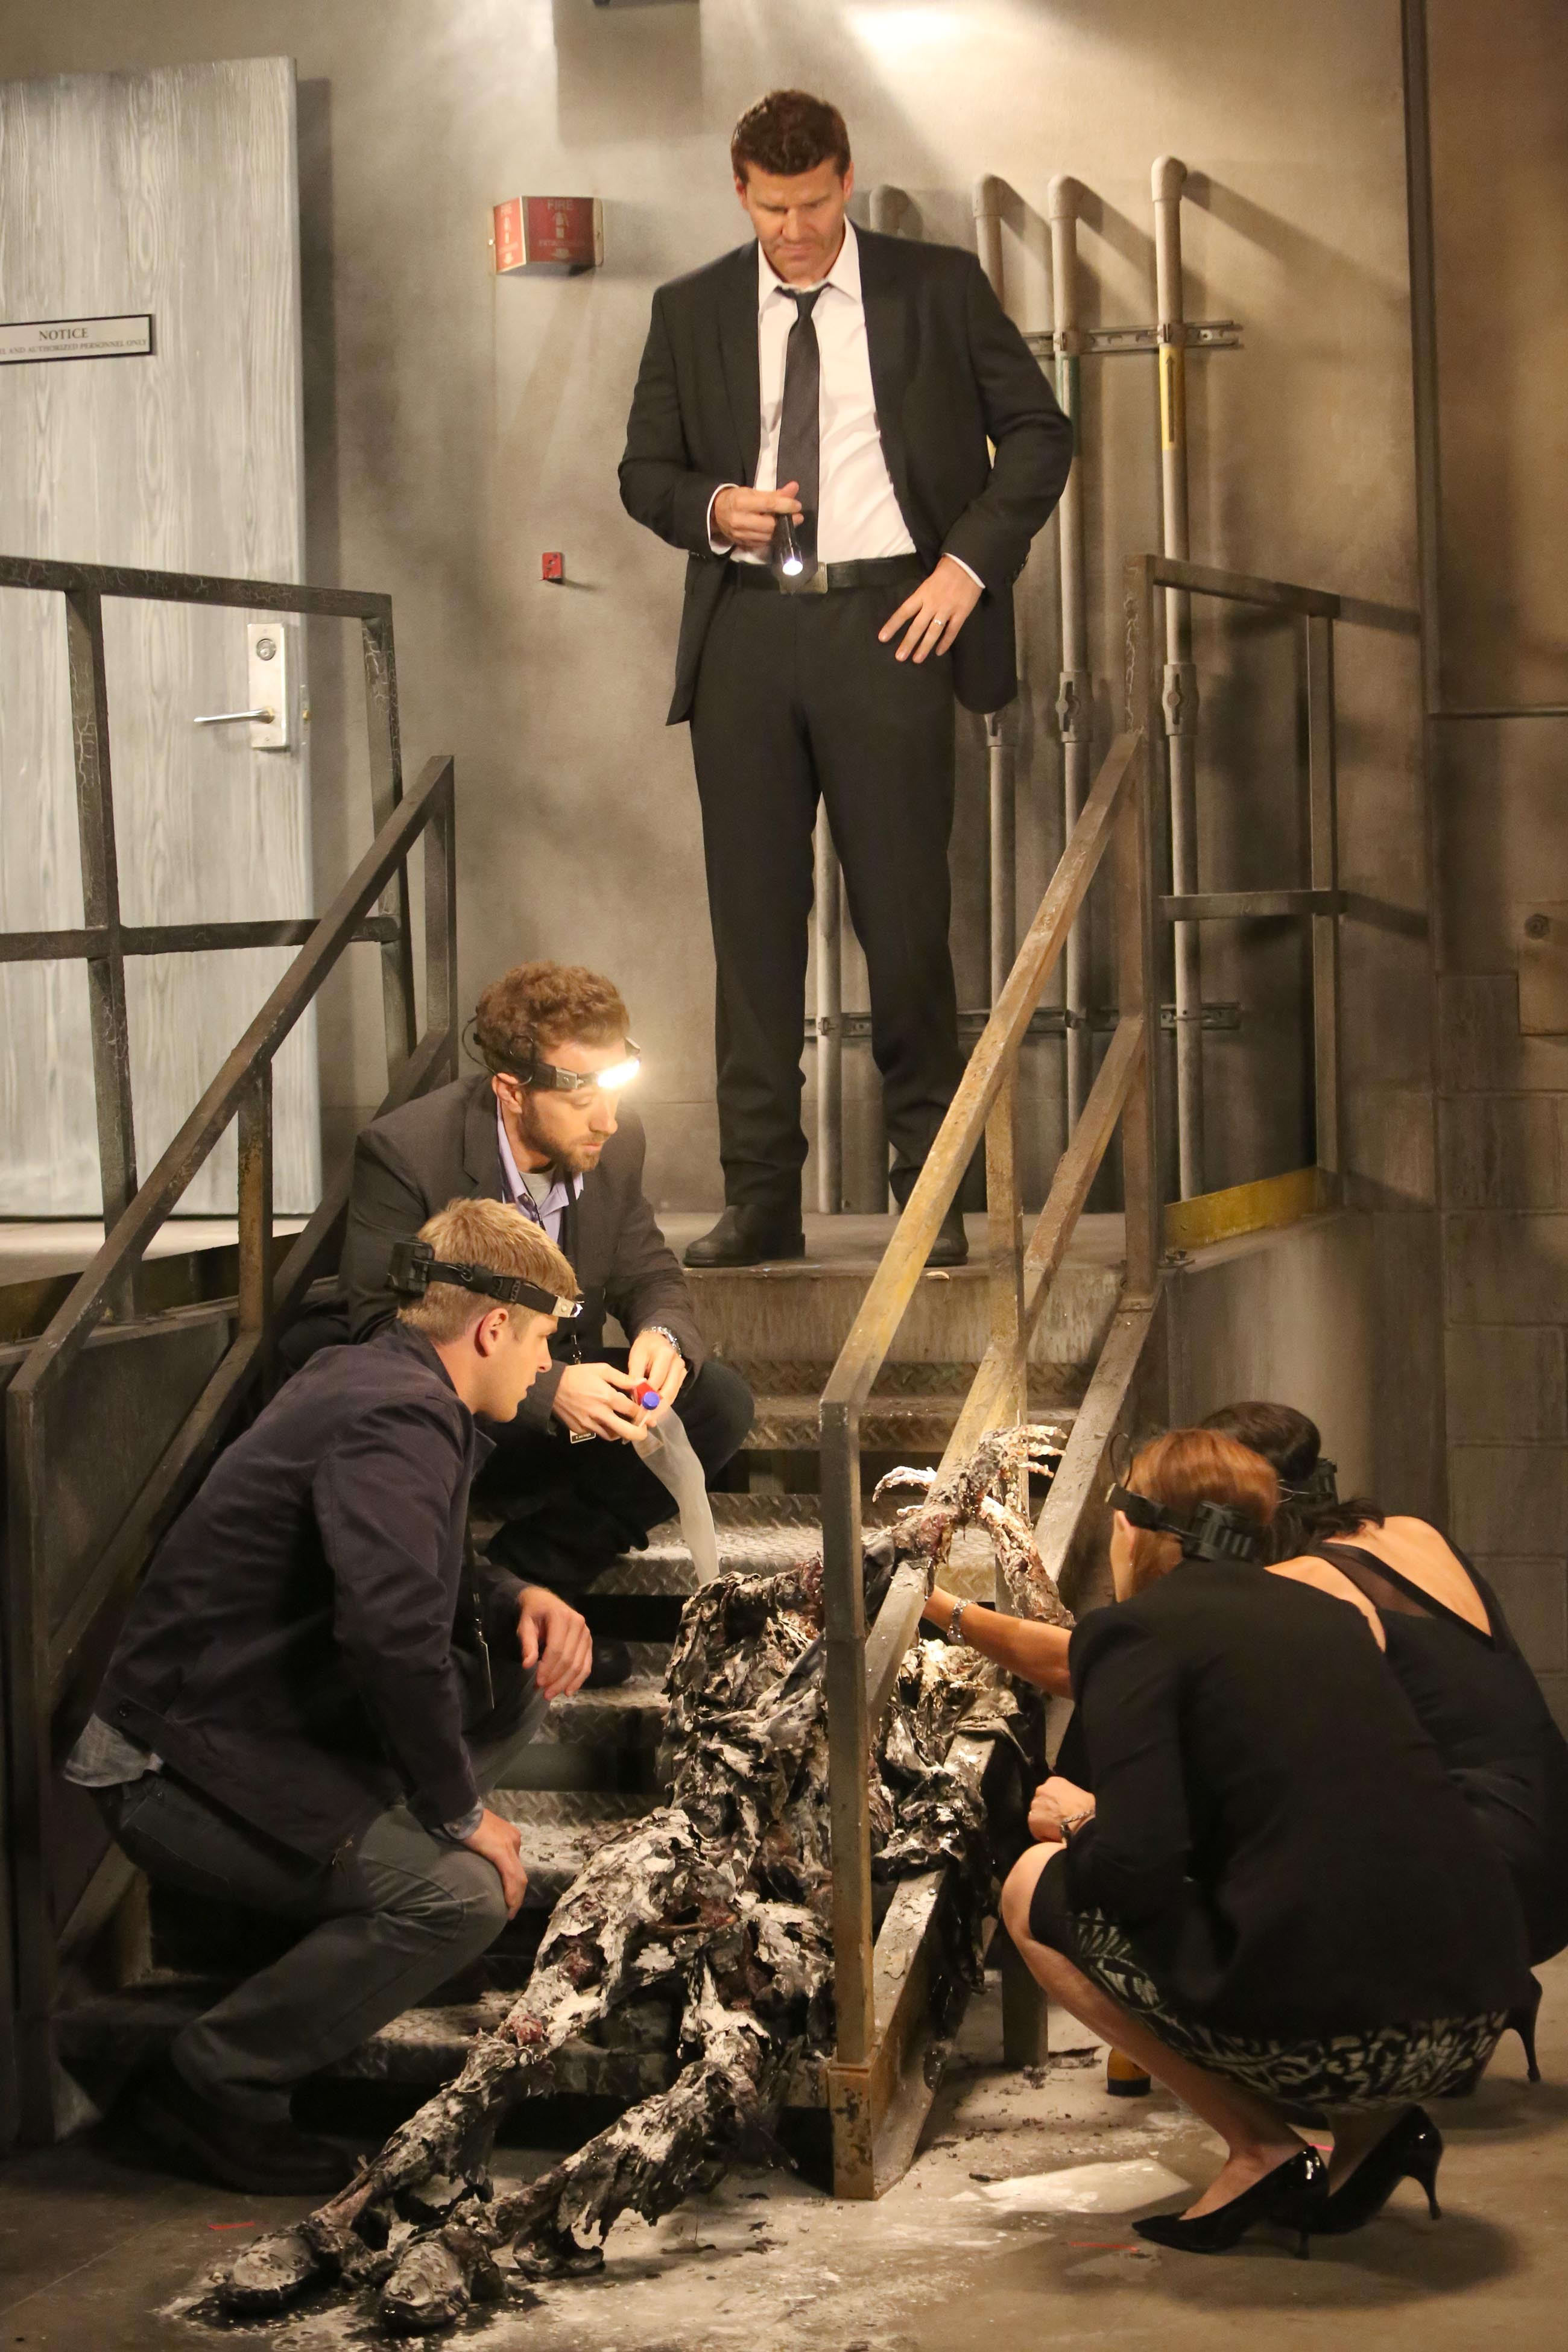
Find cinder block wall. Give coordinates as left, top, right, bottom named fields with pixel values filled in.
left=1427, top=0, right=1568, bottom=1721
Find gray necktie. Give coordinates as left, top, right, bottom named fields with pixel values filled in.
left=773, top=287, right=823, bottom=577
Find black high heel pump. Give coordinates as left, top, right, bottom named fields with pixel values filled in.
left=1312, top=2107, right=1443, bottom=2236
left=1507, top=1974, right=1543, bottom=2083
left=1133, top=2146, right=1327, bottom=2258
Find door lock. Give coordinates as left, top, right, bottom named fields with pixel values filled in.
left=193, top=622, right=292, bottom=749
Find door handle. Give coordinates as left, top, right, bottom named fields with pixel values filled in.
left=192, top=624, right=294, bottom=749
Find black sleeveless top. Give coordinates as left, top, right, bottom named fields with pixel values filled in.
left=1060, top=1560, right=1530, bottom=2037
left=1311, top=1540, right=1568, bottom=1965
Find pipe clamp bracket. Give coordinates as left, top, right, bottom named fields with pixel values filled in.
left=1162, top=661, right=1200, bottom=738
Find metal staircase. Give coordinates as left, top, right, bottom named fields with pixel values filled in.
left=46, top=1220, right=1124, bottom=2148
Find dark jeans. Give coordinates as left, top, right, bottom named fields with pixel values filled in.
left=691, top=571, right=963, bottom=1212
left=477, top=1350, right=753, bottom=1585
left=104, top=1675, right=545, bottom=2122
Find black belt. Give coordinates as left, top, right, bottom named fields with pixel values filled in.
left=729, top=554, right=923, bottom=596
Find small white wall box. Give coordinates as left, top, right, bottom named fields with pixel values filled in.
left=493, top=198, right=604, bottom=276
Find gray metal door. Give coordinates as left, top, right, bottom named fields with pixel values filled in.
left=0, top=57, right=318, bottom=1213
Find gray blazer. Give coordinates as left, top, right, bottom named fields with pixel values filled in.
left=341, top=1075, right=705, bottom=1428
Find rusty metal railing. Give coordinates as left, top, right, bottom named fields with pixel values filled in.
left=0, top=555, right=456, bottom=2140
left=817, top=702, right=1159, bottom=2195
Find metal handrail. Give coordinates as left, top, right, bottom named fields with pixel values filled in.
left=2, top=758, right=456, bottom=2142
left=0, top=548, right=452, bottom=2145
left=818, top=720, right=1157, bottom=2122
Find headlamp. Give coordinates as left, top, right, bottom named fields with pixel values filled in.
left=1291, top=1457, right=1339, bottom=1505
left=466, top=1018, right=640, bottom=1096
left=1106, top=1480, right=1265, bottom=1565
left=389, top=1238, right=582, bottom=1321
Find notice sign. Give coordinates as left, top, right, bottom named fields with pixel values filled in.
left=0, top=314, right=153, bottom=365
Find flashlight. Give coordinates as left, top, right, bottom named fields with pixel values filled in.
left=776, top=516, right=805, bottom=578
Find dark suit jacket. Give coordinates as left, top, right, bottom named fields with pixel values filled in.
left=341, top=1075, right=705, bottom=1427
left=99, top=1325, right=498, bottom=1860
left=619, top=226, right=1072, bottom=721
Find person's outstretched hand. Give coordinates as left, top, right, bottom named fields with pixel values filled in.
left=517, top=1584, right=592, bottom=1701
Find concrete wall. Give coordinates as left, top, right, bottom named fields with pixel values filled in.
left=1165, top=1211, right=1377, bottom=1497
left=0, top=0, right=1432, bottom=1227
left=1426, top=0, right=1568, bottom=1722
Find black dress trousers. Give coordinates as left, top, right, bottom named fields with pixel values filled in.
left=691, top=571, right=963, bottom=1212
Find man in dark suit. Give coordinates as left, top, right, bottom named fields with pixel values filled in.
left=620, top=88, right=1072, bottom=1268
left=342, top=962, right=753, bottom=1622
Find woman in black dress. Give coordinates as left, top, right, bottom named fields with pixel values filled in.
left=1204, top=1400, right=1568, bottom=2040
left=1000, top=1430, right=1531, bottom=2254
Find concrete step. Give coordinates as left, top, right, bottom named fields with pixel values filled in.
left=666, top=1210, right=1124, bottom=1372
left=747, top=1389, right=1073, bottom=1455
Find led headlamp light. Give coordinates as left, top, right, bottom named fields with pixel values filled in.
left=467, top=1019, right=641, bottom=1096
left=1106, top=1480, right=1265, bottom=1565
left=389, top=1238, right=582, bottom=1321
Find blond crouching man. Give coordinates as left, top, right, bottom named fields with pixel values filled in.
left=66, top=1201, right=587, bottom=2197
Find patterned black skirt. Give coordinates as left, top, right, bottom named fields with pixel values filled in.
left=1030, top=1871, right=1505, bottom=2107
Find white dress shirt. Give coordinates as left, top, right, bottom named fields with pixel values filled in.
left=707, top=220, right=980, bottom=586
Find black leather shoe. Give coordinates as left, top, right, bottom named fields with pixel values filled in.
left=1133, top=2145, right=1327, bottom=2258
left=133, top=2060, right=353, bottom=2195
left=925, top=1200, right=969, bottom=1268
left=583, top=1637, right=634, bottom=1689
left=683, top=1207, right=805, bottom=1269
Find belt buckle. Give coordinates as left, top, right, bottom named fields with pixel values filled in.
left=797, top=564, right=829, bottom=595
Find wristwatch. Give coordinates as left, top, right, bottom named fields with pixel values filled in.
left=643, top=1326, right=684, bottom=1362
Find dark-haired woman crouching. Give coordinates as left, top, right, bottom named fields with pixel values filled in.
left=999, top=1430, right=1531, bottom=2254
left=1203, top=1400, right=1568, bottom=2013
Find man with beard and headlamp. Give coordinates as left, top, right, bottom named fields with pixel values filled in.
left=341, top=962, right=753, bottom=1677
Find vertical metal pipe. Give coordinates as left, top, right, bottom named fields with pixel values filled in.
left=814, top=815, right=844, bottom=1215
left=973, top=177, right=1016, bottom=1006
left=985, top=713, right=1016, bottom=1004
left=1151, top=155, right=1204, bottom=1200
left=1048, top=176, right=1093, bottom=1133
left=1118, top=556, right=1164, bottom=1300
left=862, top=184, right=909, bottom=1213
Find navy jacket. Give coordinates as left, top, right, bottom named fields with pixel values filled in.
left=619, top=225, right=1073, bottom=721
left=95, top=1324, right=510, bottom=1861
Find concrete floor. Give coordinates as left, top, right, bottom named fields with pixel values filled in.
left=3, top=1956, right=1564, bottom=2351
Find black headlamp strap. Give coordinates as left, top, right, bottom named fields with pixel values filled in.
left=388, top=1238, right=581, bottom=1321
left=1106, top=1479, right=1264, bottom=1565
